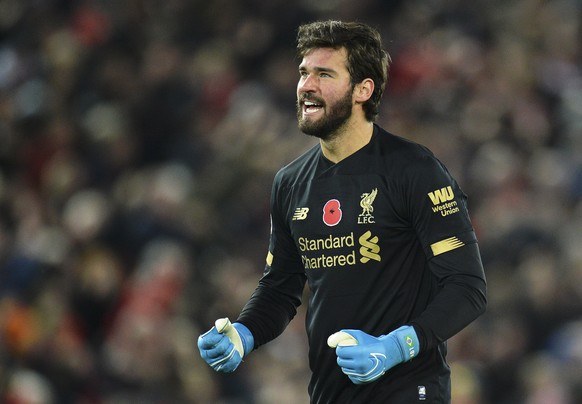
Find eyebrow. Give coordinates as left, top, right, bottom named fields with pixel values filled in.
left=298, top=65, right=338, bottom=74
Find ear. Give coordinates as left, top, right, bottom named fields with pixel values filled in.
left=354, top=78, right=374, bottom=103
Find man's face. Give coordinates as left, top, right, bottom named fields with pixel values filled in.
left=296, top=48, right=355, bottom=140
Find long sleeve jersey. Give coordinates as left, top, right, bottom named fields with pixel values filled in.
left=237, top=125, right=486, bottom=403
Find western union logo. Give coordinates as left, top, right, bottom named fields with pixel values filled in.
left=428, top=186, right=454, bottom=205
left=430, top=237, right=465, bottom=256
left=292, top=207, right=309, bottom=221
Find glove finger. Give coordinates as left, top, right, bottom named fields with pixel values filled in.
left=328, top=331, right=358, bottom=348
left=342, top=365, right=373, bottom=379
left=210, top=346, right=241, bottom=372
left=348, top=375, right=367, bottom=385
left=348, top=371, right=383, bottom=384
left=341, top=351, right=385, bottom=374
left=337, top=358, right=372, bottom=375
left=201, top=335, right=234, bottom=360
left=335, top=345, right=362, bottom=360
left=336, top=355, right=357, bottom=369
left=197, top=327, right=224, bottom=349
left=209, top=345, right=236, bottom=367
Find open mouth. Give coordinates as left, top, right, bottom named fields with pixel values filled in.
left=303, top=100, right=324, bottom=114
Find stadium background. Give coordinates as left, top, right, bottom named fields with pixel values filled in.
left=0, top=0, right=581, bottom=403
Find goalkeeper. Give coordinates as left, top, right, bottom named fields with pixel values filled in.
left=198, top=20, right=486, bottom=403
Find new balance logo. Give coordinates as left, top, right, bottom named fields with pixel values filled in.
left=292, top=207, right=309, bottom=221
left=428, top=186, right=454, bottom=205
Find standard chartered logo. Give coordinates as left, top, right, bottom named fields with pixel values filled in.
left=298, top=231, right=381, bottom=269
left=359, top=231, right=381, bottom=263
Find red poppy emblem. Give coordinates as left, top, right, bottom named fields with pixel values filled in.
left=323, top=199, right=342, bottom=226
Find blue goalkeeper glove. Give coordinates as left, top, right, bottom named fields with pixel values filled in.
left=197, top=318, right=254, bottom=373
left=327, top=325, right=419, bottom=384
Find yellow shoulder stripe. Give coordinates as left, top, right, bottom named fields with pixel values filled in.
left=266, top=251, right=274, bottom=266
left=430, top=237, right=465, bottom=256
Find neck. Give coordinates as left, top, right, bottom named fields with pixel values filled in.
left=320, top=121, right=374, bottom=163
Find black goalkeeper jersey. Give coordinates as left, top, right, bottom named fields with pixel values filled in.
left=238, top=125, right=486, bottom=403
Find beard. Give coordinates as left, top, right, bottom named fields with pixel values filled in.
left=296, top=89, right=353, bottom=141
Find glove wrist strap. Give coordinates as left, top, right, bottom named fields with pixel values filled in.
left=233, top=322, right=254, bottom=356
left=382, top=325, right=420, bottom=362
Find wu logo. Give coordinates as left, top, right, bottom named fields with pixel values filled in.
left=358, top=188, right=378, bottom=224
left=359, top=231, right=381, bottom=263
left=427, top=186, right=454, bottom=205
left=292, top=207, right=309, bottom=221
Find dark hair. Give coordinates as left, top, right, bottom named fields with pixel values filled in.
left=296, top=20, right=390, bottom=122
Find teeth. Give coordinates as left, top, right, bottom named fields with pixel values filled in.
left=304, top=101, right=317, bottom=106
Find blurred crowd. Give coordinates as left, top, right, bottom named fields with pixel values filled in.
left=0, top=0, right=580, bottom=403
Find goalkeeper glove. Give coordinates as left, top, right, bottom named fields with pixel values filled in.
left=327, top=325, right=419, bottom=384
left=197, top=318, right=254, bottom=373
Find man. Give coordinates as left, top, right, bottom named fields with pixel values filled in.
left=198, top=20, right=486, bottom=403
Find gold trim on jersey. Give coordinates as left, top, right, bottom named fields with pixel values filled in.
left=266, top=251, right=274, bottom=266
left=430, top=237, right=464, bottom=256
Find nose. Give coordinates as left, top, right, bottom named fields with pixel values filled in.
left=298, top=73, right=317, bottom=94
